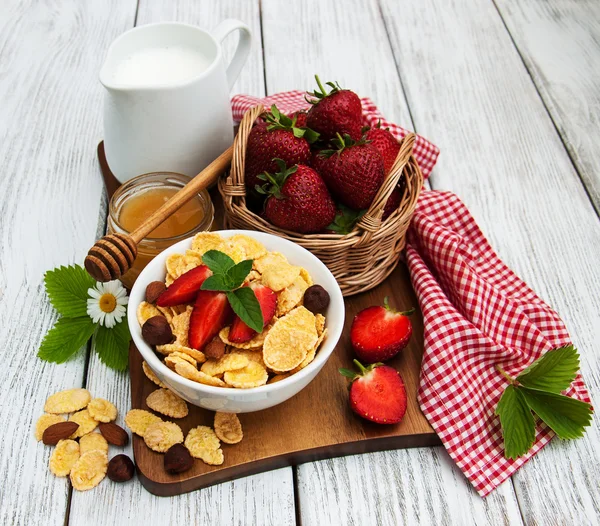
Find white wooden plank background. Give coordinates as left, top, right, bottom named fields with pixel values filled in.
left=67, top=1, right=296, bottom=525
left=1, top=0, right=599, bottom=524
left=495, top=0, right=600, bottom=215
left=381, top=0, right=600, bottom=524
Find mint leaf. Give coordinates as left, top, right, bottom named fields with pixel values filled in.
left=201, top=274, right=231, bottom=292
left=226, top=288, right=263, bottom=333
left=95, top=319, right=130, bottom=371
left=44, top=265, right=95, bottom=317
left=226, top=259, right=253, bottom=290
left=517, top=346, right=580, bottom=393
left=202, top=250, right=235, bottom=275
left=520, top=387, right=593, bottom=440
left=495, top=385, right=536, bottom=459
left=38, top=316, right=96, bottom=363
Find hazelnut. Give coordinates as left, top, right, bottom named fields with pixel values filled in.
left=146, top=281, right=167, bottom=303
left=107, top=454, right=135, bottom=482
left=142, top=316, right=174, bottom=346
left=164, top=443, right=193, bottom=474
left=204, top=337, right=225, bottom=360
left=303, top=285, right=330, bottom=314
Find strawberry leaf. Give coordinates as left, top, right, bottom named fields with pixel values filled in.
left=495, top=385, right=536, bottom=459
left=44, top=265, right=95, bottom=318
left=37, top=316, right=96, bottom=364
left=520, top=387, right=593, bottom=440
left=516, top=346, right=580, bottom=393
left=94, top=319, right=130, bottom=371
left=202, top=250, right=235, bottom=275
left=226, top=288, right=263, bottom=333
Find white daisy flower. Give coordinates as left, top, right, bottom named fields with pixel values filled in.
left=87, top=280, right=129, bottom=328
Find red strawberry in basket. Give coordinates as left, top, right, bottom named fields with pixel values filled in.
left=244, top=104, right=319, bottom=192
left=289, top=110, right=308, bottom=128
left=157, top=265, right=211, bottom=307
left=228, top=283, right=277, bottom=343
left=382, top=187, right=402, bottom=220
left=306, top=76, right=363, bottom=141
left=189, top=290, right=233, bottom=351
left=312, top=133, right=385, bottom=210
left=350, top=297, right=414, bottom=363
left=340, top=360, right=407, bottom=424
left=256, top=160, right=336, bottom=234
left=365, top=121, right=400, bottom=175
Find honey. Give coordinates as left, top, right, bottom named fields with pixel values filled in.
left=107, top=172, right=214, bottom=289
left=119, top=188, right=205, bottom=239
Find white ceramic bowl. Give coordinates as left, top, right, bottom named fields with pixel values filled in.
left=128, top=229, right=344, bottom=413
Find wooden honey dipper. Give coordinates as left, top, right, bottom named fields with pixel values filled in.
left=85, top=146, right=233, bottom=282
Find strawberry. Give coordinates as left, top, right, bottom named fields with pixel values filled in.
left=244, top=104, right=319, bottom=192
left=256, top=160, right=336, bottom=234
left=288, top=110, right=308, bottom=128
left=188, top=290, right=233, bottom=351
left=382, top=187, right=402, bottom=220
left=350, top=297, right=414, bottom=363
left=312, top=134, right=385, bottom=210
left=340, top=360, right=407, bottom=424
left=156, top=265, right=211, bottom=307
left=306, top=76, right=362, bottom=141
left=364, top=122, right=400, bottom=175
left=228, top=283, right=277, bottom=342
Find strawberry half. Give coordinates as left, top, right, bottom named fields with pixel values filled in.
left=340, top=360, right=407, bottom=424
left=350, top=297, right=414, bottom=363
left=228, top=284, right=277, bottom=343
left=188, top=290, right=233, bottom=351
left=156, top=265, right=211, bottom=307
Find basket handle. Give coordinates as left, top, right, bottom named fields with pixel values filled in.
left=356, top=133, right=416, bottom=232
left=229, top=104, right=265, bottom=190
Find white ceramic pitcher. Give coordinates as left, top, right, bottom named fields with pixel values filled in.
left=100, top=21, right=251, bottom=183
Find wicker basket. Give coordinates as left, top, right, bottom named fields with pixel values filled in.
left=219, top=104, right=423, bottom=296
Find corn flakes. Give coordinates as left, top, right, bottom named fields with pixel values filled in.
left=200, top=352, right=249, bottom=377
left=174, top=361, right=227, bottom=387
left=261, top=263, right=301, bottom=292
left=276, top=275, right=309, bottom=316
left=144, top=421, right=184, bottom=453
left=79, top=432, right=109, bottom=456
left=137, top=302, right=163, bottom=326
left=49, top=439, right=80, bottom=477
left=253, top=251, right=287, bottom=273
left=223, top=361, right=268, bottom=388
left=142, top=361, right=168, bottom=388
left=146, top=388, right=188, bottom=419
left=156, top=343, right=206, bottom=363
left=44, top=388, right=91, bottom=414
left=185, top=426, right=224, bottom=465
left=87, top=398, right=117, bottom=423
left=191, top=232, right=225, bottom=254
left=171, top=307, right=192, bottom=346
left=267, top=374, right=291, bottom=384
left=214, top=412, right=243, bottom=444
left=68, top=409, right=98, bottom=438
left=165, top=351, right=197, bottom=370
left=219, top=325, right=271, bottom=349
left=124, top=409, right=162, bottom=436
left=35, top=414, right=65, bottom=441
left=227, top=234, right=267, bottom=260
left=70, top=450, right=108, bottom=491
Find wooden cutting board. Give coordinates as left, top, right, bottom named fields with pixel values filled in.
left=99, top=142, right=440, bottom=496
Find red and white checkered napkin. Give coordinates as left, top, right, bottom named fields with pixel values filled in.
left=406, top=190, right=591, bottom=496
left=231, top=91, right=440, bottom=178
left=230, top=91, right=591, bottom=496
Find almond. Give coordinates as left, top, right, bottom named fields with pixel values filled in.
left=42, top=421, right=80, bottom=445
left=98, top=422, right=129, bottom=447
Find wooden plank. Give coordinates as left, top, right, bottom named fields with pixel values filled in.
left=0, top=0, right=137, bottom=525
left=68, top=1, right=296, bottom=525
left=380, top=0, right=600, bottom=523
left=495, top=0, right=600, bottom=214
left=260, top=1, right=524, bottom=524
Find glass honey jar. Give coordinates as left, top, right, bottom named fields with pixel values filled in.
left=107, top=172, right=214, bottom=289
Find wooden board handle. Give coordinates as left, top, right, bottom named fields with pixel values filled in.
left=130, top=146, right=234, bottom=244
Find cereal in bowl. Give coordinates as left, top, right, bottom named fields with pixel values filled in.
left=138, top=232, right=330, bottom=388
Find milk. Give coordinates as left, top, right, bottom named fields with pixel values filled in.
left=110, top=45, right=211, bottom=86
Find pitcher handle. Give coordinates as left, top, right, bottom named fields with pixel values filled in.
left=212, top=19, right=252, bottom=91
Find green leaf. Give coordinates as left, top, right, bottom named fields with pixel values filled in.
left=37, top=316, right=96, bottom=363
left=201, top=250, right=235, bottom=275
left=226, top=288, right=263, bottom=333
left=201, top=274, right=231, bottom=292
left=226, top=260, right=253, bottom=289
left=517, top=346, right=580, bottom=393
left=520, top=387, right=593, bottom=440
left=495, top=385, right=536, bottom=459
left=44, top=265, right=95, bottom=317
left=94, top=319, right=131, bottom=371
left=339, top=368, right=357, bottom=379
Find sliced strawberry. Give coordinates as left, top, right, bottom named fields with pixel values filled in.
left=156, top=265, right=211, bottom=307
left=228, top=284, right=277, bottom=343
left=188, top=290, right=232, bottom=351
left=340, top=360, right=407, bottom=424
left=350, top=297, right=413, bottom=363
